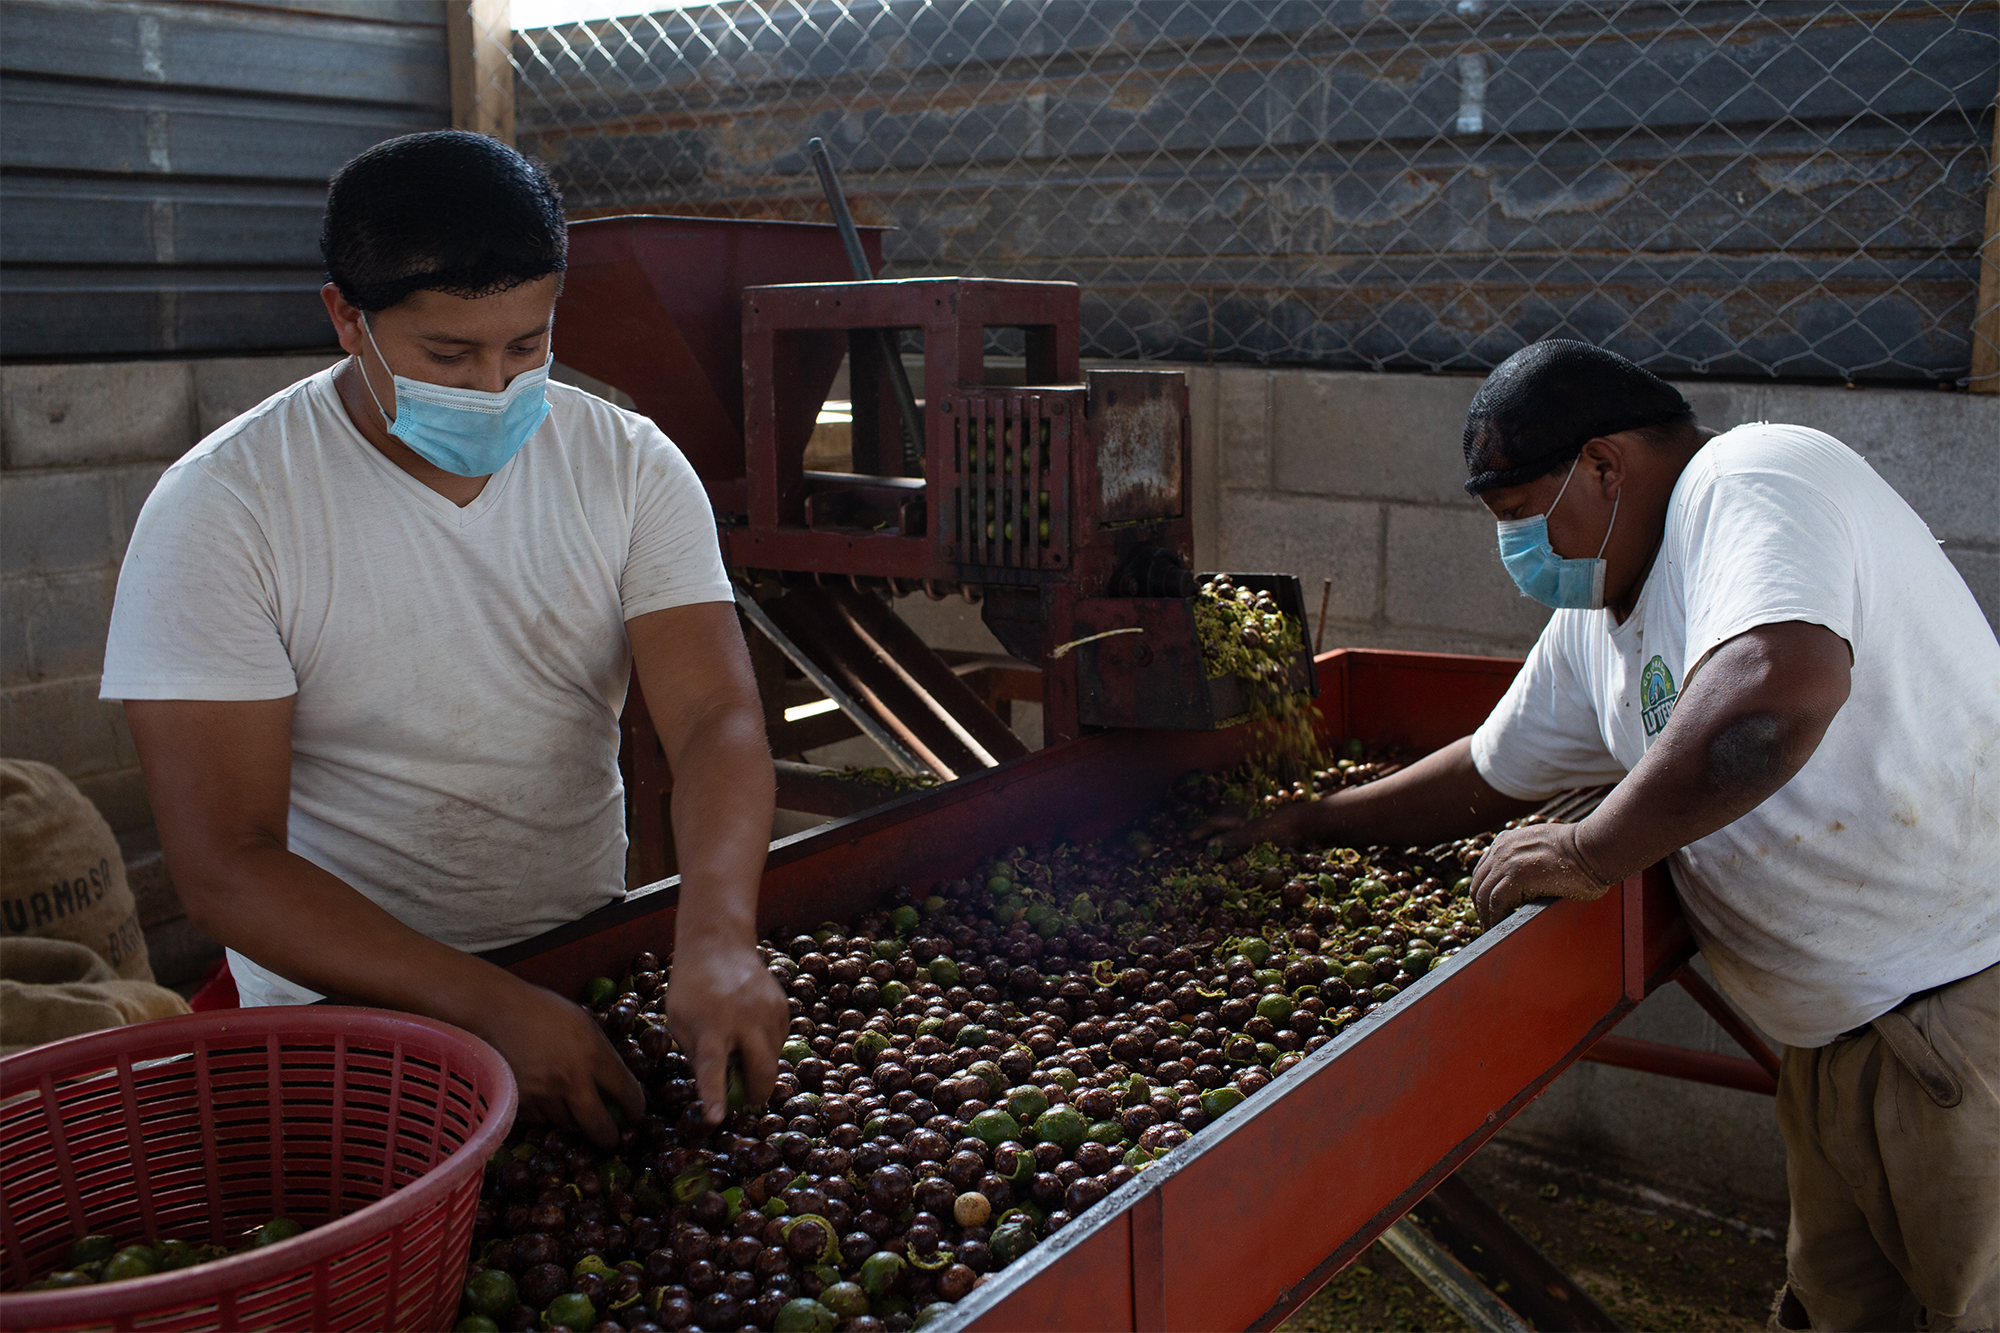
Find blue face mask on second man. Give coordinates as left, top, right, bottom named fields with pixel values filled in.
left=359, top=314, right=552, bottom=478
left=1495, top=452, right=1619, bottom=610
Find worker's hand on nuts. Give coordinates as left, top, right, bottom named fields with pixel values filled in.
left=1470, top=823, right=1615, bottom=928
left=485, top=978, right=645, bottom=1148
left=1197, top=796, right=1329, bottom=855
left=666, top=941, right=788, bottom=1125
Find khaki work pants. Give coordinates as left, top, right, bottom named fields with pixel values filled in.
left=1776, top=959, right=2000, bottom=1332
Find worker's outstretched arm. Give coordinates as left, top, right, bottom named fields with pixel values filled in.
left=1208, top=734, right=1542, bottom=853
left=627, top=600, right=787, bottom=1124
left=124, top=696, right=642, bottom=1144
left=1471, top=620, right=1851, bottom=925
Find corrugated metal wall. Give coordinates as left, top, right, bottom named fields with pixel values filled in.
left=514, top=0, right=1998, bottom=382
left=0, top=0, right=451, bottom=360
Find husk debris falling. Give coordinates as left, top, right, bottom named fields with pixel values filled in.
left=1193, top=574, right=1322, bottom=797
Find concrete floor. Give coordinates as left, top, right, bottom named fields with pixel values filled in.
left=1282, top=1137, right=1788, bottom=1333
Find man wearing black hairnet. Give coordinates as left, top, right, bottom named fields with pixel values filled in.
left=100, top=132, right=785, bottom=1145
left=1222, top=341, right=1999, bottom=1330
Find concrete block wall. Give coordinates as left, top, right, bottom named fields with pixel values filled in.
left=0, top=354, right=341, bottom=833
left=1198, top=367, right=2000, bottom=655
left=1199, top=368, right=1548, bottom=657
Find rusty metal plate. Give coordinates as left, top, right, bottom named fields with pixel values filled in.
left=1071, top=574, right=1317, bottom=730
left=553, top=215, right=876, bottom=495
left=1088, top=370, right=1185, bottom=524
left=1069, top=598, right=1210, bottom=730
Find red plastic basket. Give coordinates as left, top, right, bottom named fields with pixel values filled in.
left=0, top=1006, right=518, bottom=1331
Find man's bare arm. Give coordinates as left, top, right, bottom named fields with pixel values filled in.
left=626, top=601, right=788, bottom=1124
left=1471, top=620, right=1851, bottom=924
left=124, top=696, right=641, bottom=1143
left=1212, top=735, right=1542, bottom=852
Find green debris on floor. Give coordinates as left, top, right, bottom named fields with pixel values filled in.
left=1280, top=1148, right=1786, bottom=1333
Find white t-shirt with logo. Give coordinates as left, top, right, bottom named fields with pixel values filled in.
left=1471, top=423, right=2000, bottom=1048
left=101, top=366, right=735, bottom=1006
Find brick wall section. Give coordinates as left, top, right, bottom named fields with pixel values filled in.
left=0, top=355, right=341, bottom=833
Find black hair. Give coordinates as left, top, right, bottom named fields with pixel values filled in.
left=1462, top=340, right=1694, bottom=495
left=320, top=130, right=567, bottom=313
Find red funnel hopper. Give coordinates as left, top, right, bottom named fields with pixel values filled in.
left=554, top=215, right=884, bottom=502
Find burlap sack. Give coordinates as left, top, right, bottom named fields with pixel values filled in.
left=0, top=759, right=152, bottom=981
left=0, top=936, right=188, bottom=1056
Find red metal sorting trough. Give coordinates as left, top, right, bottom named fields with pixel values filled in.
left=486, top=648, right=1696, bottom=1330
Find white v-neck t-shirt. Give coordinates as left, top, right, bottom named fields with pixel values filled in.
left=102, top=365, right=735, bottom=1006
left=1471, top=423, right=2000, bottom=1048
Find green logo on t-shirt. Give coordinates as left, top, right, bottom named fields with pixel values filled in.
left=1640, top=655, right=1678, bottom=737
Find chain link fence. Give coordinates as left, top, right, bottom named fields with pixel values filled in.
left=499, top=1, right=1998, bottom=384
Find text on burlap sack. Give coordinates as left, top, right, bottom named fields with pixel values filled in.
left=3, top=856, right=116, bottom=933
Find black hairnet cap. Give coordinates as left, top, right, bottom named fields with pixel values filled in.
left=1462, top=340, right=1693, bottom=495
left=320, top=130, right=567, bottom=313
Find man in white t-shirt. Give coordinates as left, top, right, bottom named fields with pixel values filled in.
left=1220, top=342, right=1998, bottom=1330
left=101, top=131, right=786, bottom=1145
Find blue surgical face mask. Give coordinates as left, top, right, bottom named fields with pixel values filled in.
left=358, top=315, right=551, bottom=477
left=1495, top=453, right=1620, bottom=609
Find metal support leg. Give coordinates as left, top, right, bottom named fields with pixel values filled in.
left=734, top=587, right=922, bottom=774
left=1582, top=1034, right=1776, bottom=1095
left=1414, top=1175, right=1623, bottom=1331
left=1380, top=1218, right=1534, bottom=1333
left=1673, top=964, right=1783, bottom=1080
left=1579, top=959, right=1784, bottom=1094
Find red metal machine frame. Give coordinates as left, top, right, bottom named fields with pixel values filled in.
left=734, top=276, right=1081, bottom=580
left=492, top=647, right=1706, bottom=1331
left=555, top=220, right=1222, bottom=754
left=550, top=215, right=885, bottom=501
left=731, top=275, right=1205, bottom=746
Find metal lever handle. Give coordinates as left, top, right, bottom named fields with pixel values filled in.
left=808, top=136, right=876, bottom=283
left=808, top=137, right=925, bottom=476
